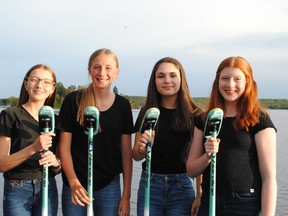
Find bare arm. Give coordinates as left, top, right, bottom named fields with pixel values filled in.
left=186, top=127, right=210, bottom=178
left=255, top=128, right=277, bottom=216
left=191, top=175, right=202, bottom=216
left=118, top=134, right=132, bottom=216
left=186, top=127, right=220, bottom=178
left=0, top=132, right=54, bottom=173
left=59, top=131, right=90, bottom=206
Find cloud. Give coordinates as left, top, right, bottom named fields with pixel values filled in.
left=0, top=0, right=287, bottom=99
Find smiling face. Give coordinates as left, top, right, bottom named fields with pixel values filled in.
left=24, top=68, right=55, bottom=103
left=89, top=53, right=119, bottom=90
left=219, top=67, right=246, bottom=104
left=155, top=62, right=181, bottom=98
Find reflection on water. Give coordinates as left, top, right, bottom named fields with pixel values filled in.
left=0, top=109, right=286, bottom=215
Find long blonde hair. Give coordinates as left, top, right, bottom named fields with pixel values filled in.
left=76, top=48, right=119, bottom=125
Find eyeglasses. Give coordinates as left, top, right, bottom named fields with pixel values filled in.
left=26, top=76, right=55, bottom=88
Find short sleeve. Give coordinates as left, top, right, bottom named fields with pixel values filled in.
left=0, top=108, right=14, bottom=137
left=252, top=112, right=277, bottom=134
left=195, top=113, right=205, bottom=131
left=121, top=97, right=134, bottom=134
left=58, top=91, right=78, bottom=132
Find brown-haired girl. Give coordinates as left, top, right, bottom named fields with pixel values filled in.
left=0, top=64, right=60, bottom=216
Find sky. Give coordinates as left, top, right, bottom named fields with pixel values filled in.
left=0, top=0, right=287, bottom=99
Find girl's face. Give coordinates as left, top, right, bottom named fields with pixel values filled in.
left=219, top=67, right=246, bottom=104
left=155, top=62, right=181, bottom=97
left=25, top=68, right=55, bottom=103
left=89, top=54, right=119, bottom=89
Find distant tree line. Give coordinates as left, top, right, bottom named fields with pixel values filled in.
left=0, top=82, right=81, bottom=108
left=1, top=83, right=288, bottom=110
left=125, top=97, right=288, bottom=110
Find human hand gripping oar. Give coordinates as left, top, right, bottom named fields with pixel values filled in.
left=39, top=106, right=55, bottom=216
left=203, top=108, right=223, bottom=216
left=84, top=106, right=99, bottom=216
left=139, top=107, right=160, bottom=216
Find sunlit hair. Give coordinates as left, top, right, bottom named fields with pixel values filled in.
left=18, top=64, right=57, bottom=107
left=206, top=56, right=266, bottom=131
left=140, top=57, right=201, bottom=132
left=77, top=48, right=119, bottom=125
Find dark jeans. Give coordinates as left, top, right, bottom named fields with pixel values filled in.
left=3, top=177, right=58, bottom=216
left=62, top=175, right=121, bottom=216
left=137, top=171, right=195, bottom=216
left=198, top=190, right=261, bottom=216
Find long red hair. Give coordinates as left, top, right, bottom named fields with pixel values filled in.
left=206, top=56, right=265, bottom=131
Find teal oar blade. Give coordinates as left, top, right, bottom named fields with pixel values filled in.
left=203, top=108, right=223, bottom=216
left=84, top=106, right=99, bottom=216
left=39, top=106, right=55, bottom=216
left=139, top=107, right=160, bottom=216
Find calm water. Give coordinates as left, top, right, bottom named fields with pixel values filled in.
left=0, top=109, right=287, bottom=215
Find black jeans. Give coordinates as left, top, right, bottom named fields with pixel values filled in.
left=198, top=190, right=261, bottom=216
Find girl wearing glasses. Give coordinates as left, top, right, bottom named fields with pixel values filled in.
left=0, top=64, right=61, bottom=216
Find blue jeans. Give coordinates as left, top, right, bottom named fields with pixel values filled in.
left=62, top=175, right=121, bottom=216
left=3, top=177, right=58, bottom=216
left=137, top=171, right=195, bottom=216
left=198, top=190, right=261, bottom=216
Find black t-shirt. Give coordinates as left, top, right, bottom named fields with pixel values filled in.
left=134, top=106, right=192, bottom=174
left=195, top=112, right=277, bottom=193
left=58, top=91, right=134, bottom=190
left=0, top=106, right=58, bottom=179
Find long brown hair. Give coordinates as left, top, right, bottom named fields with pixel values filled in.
left=76, top=48, right=119, bottom=125
left=140, top=57, right=201, bottom=132
left=18, top=64, right=57, bottom=107
left=206, top=56, right=265, bottom=131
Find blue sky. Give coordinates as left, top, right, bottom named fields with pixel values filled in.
left=0, top=0, right=287, bottom=99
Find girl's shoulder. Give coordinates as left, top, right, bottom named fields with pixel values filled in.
left=250, top=110, right=276, bottom=133
left=194, top=113, right=206, bottom=130
left=66, top=89, right=81, bottom=99
left=62, top=90, right=82, bottom=105
left=1, top=106, right=23, bottom=116
left=115, top=93, right=128, bottom=101
left=114, top=94, right=131, bottom=106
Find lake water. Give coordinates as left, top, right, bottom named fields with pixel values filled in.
left=0, top=109, right=287, bottom=215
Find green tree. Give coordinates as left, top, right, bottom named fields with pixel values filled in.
left=56, top=82, right=66, bottom=98
left=67, top=85, right=77, bottom=93
left=0, top=99, right=8, bottom=106
left=8, top=97, right=18, bottom=106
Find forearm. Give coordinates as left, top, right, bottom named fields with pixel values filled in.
left=196, top=175, right=203, bottom=198
left=59, top=132, right=79, bottom=186
left=121, top=136, right=132, bottom=200
left=122, top=160, right=132, bottom=200
left=187, top=153, right=211, bottom=178
left=261, top=177, right=277, bottom=216
left=61, top=151, right=80, bottom=187
left=0, top=145, right=37, bottom=173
